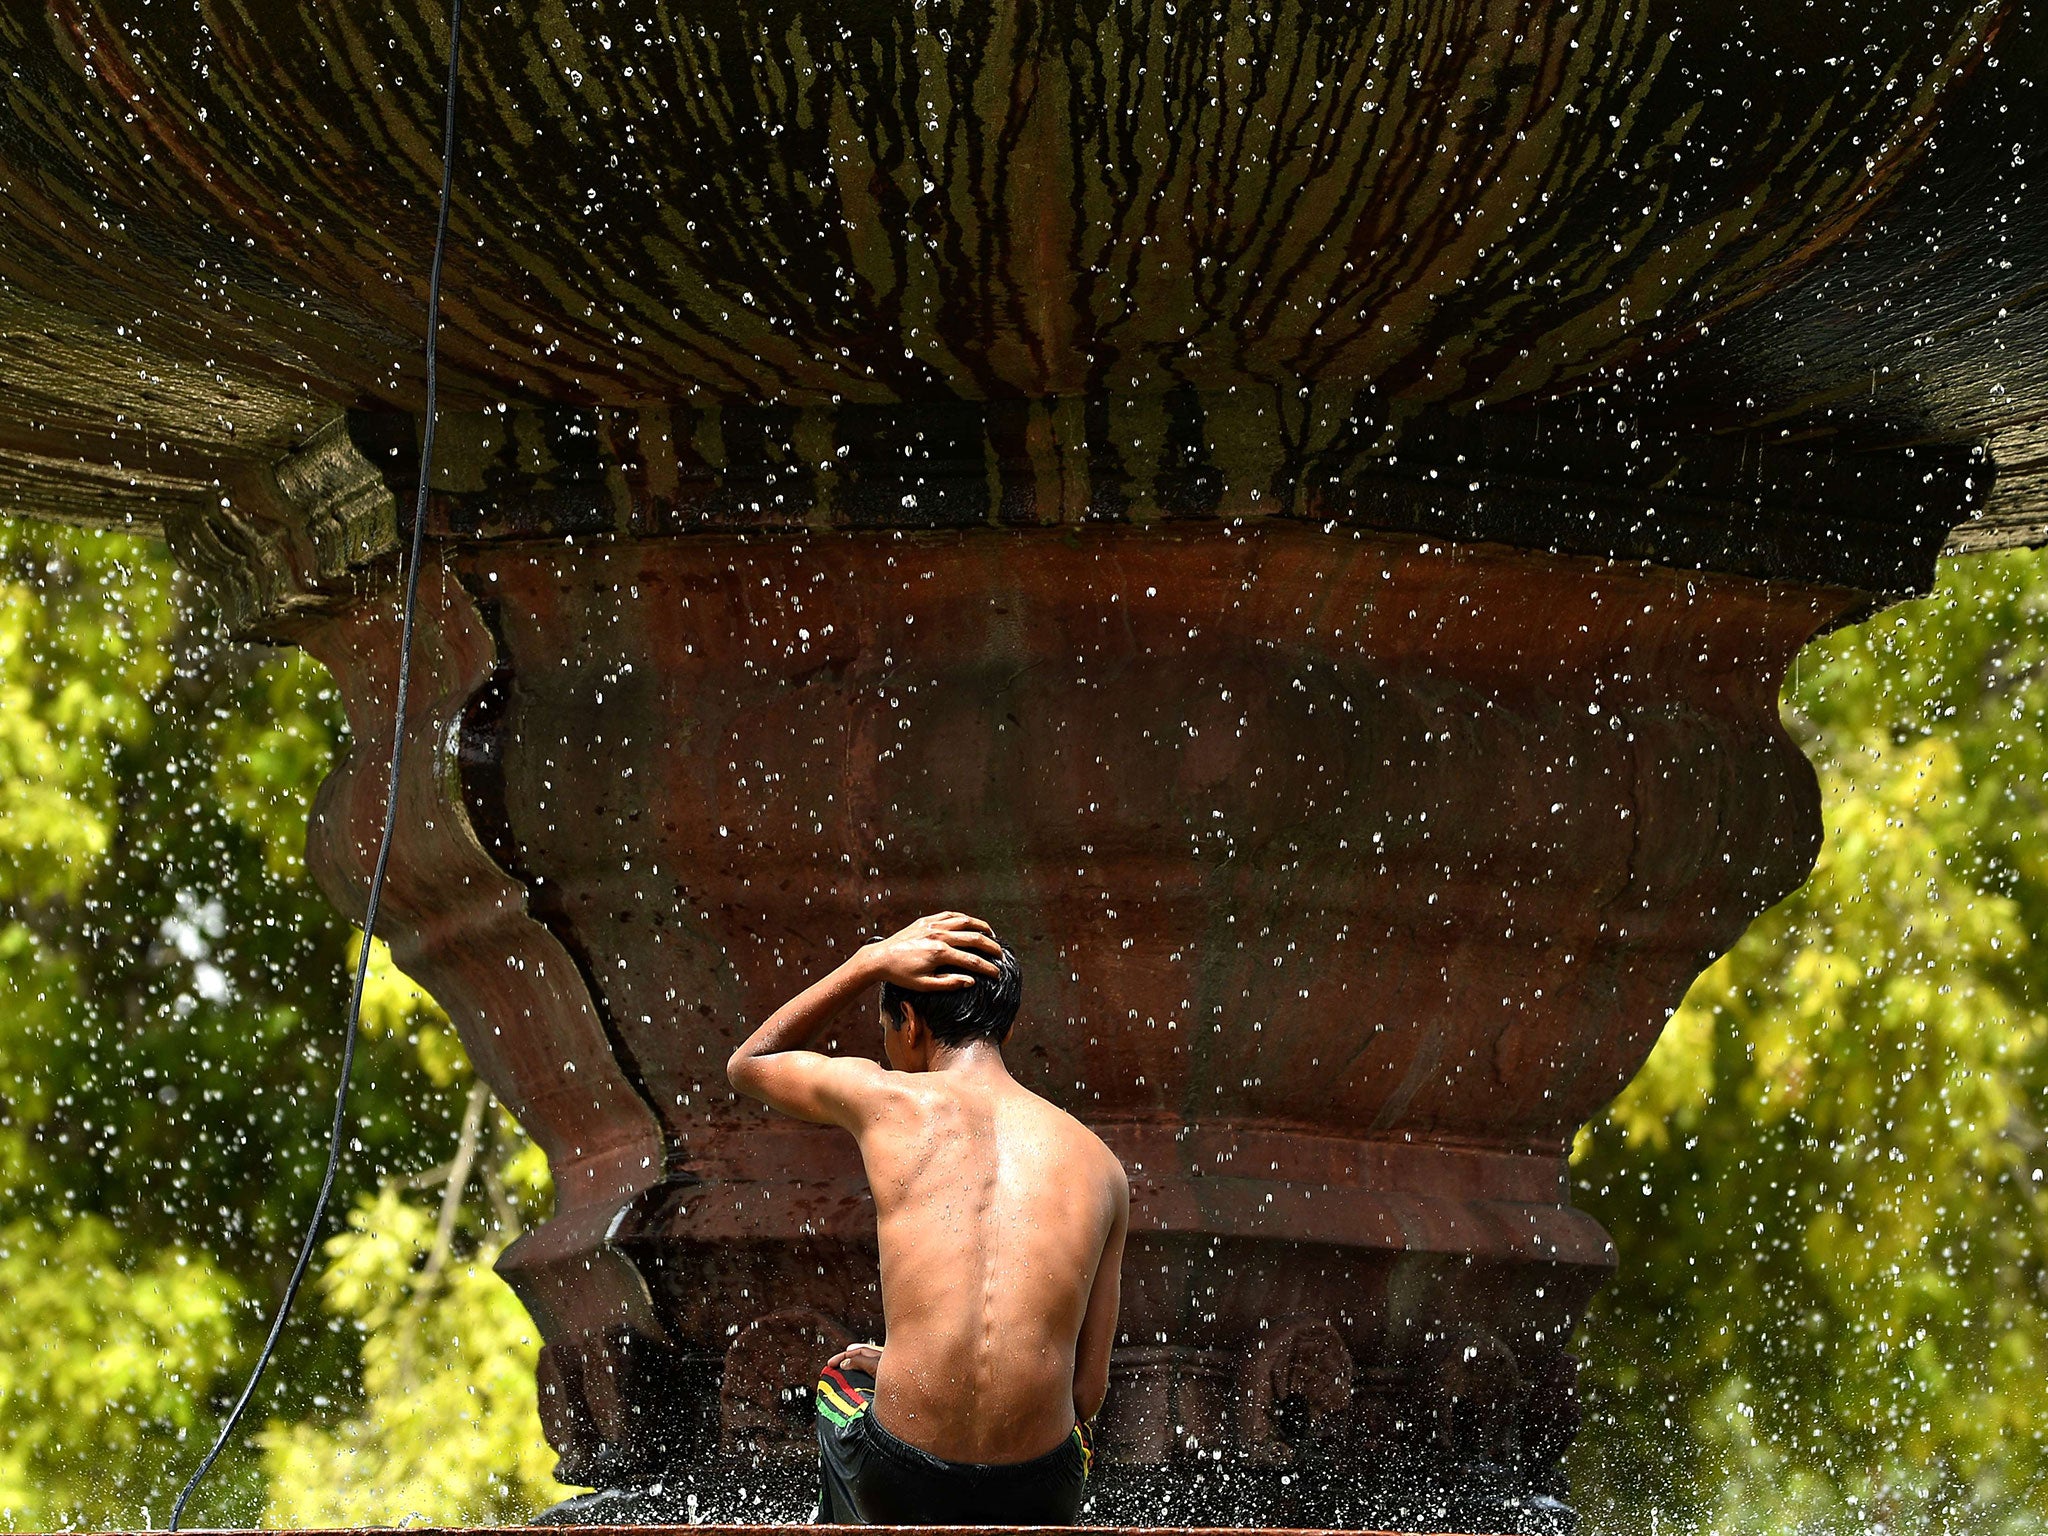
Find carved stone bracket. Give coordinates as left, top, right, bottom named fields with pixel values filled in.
left=273, top=416, right=401, bottom=579
left=720, top=1308, right=855, bottom=1465
left=1242, top=1319, right=1356, bottom=1468
left=165, top=415, right=404, bottom=638
left=1099, top=1346, right=1239, bottom=1468
left=292, top=556, right=687, bottom=1485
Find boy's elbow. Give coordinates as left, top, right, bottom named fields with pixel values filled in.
left=725, top=1051, right=754, bottom=1095
left=1074, top=1354, right=1111, bottom=1422
left=1075, top=1377, right=1108, bottom=1424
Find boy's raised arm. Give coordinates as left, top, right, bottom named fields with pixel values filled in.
left=724, top=912, right=1003, bottom=1128
left=723, top=953, right=887, bottom=1128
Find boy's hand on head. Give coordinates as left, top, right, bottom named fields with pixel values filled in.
left=864, top=912, right=1004, bottom=990
left=728, top=912, right=1003, bottom=1126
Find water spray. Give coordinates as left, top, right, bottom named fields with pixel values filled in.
left=166, top=2, right=464, bottom=1524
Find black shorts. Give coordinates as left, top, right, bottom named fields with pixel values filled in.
left=814, top=1362, right=1094, bottom=1525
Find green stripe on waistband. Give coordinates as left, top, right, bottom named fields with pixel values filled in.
left=816, top=1378, right=867, bottom=1427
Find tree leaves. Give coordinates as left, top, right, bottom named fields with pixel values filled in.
left=0, top=1216, right=245, bottom=1526
left=0, top=525, right=558, bottom=1530
left=1575, top=549, right=2048, bottom=1534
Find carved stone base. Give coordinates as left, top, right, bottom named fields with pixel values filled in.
left=294, top=521, right=1854, bottom=1519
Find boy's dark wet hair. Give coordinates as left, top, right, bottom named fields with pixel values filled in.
left=882, top=941, right=1023, bottom=1047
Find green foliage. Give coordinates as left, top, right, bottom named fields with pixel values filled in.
left=0, top=523, right=559, bottom=1530
left=0, top=1216, right=249, bottom=1526
left=0, top=531, right=171, bottom=906
left=260, top=1134, right=569, bottom=1526
left=1575, top=548, right=2048, bottom=1534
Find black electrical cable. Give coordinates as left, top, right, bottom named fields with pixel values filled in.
left=167, top=2, right=463, bottom=1526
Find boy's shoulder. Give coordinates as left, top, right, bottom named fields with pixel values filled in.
left=1018, top=1084, right=1125, bottom=1177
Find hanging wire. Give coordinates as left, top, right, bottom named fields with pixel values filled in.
left=167, top=0, right=464, bottom=1524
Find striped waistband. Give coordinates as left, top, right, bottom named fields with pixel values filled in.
left=815, top=1364, right=1095, bottom=1479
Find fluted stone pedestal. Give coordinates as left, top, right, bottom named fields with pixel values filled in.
left=290, top=497, right=1854, bottom=1531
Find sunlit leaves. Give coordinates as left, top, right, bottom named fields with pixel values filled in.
left=1575, top=549, right=2048, bottom=1535
left=259, top=1186, right=569, bottom=1525
left=0, top=1216, right=245, bottom=1527
left=353, top=933, right=468, bottom=1089
left=209, top=649, right=341, bottom=882
left=0, top=525, right=173, bottom=905
left=0, top=524, right=557, bottom=1529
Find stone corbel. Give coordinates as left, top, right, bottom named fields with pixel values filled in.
left=719, top=1308, right=855, bottom=1465
left=1422, top=1327, right=1526, bottom=1469
left=289, top=545, right=682, bottom=1486
left=162, top=414, right=404, bottom=638
left=1098, top=1345, right=1238, bottom=1467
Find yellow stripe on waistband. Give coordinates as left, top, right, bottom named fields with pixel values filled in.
left=816, top=1378, right=867, bottom=1419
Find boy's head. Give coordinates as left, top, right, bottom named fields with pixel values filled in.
left=880, top=940, right=1022, bottom=1066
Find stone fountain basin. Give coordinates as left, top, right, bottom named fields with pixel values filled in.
left=0, top=0, right=2021, bottom=542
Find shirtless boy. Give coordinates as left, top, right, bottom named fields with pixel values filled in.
left=726, top=912, right=1129, bottom=1525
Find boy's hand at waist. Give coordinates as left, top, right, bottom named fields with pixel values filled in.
left=826, top=1341, right=885, bottom=1376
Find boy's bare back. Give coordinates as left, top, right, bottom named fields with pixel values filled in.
left=726, top=912, right=1129, bottom=1470
left=857, top=1062, right=1125, bottom=1461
